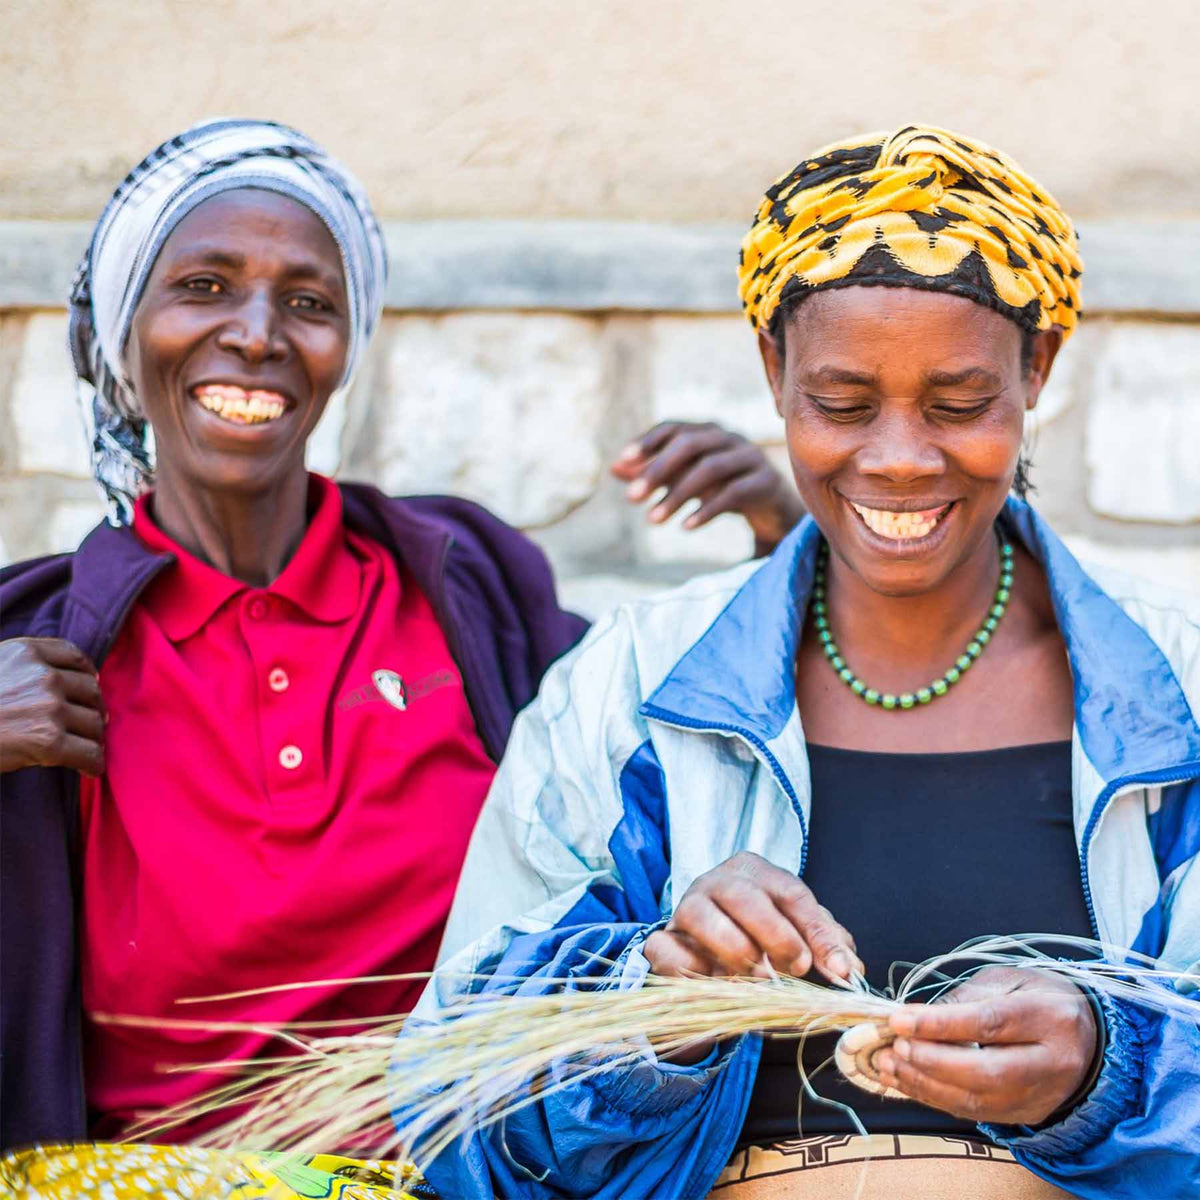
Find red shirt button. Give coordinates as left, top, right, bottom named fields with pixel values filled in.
left=268, top=667, right=289, bottom=693
left=279, top=745, right=303, bottom=770
left=248, top=598, right=268, bottom=620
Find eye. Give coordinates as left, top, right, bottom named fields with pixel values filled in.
left=182, top=277, right=223, bottom=295
left=807, top=395, right=872, bottom=422
left=287, top=293, right=333, bottom=312
left=933, top=399, right=994, bottom=419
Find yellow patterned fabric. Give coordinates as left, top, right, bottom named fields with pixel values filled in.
left=0, top=1143, right=433, bottom=1199
left=738, top=124, right=1082, bottom=338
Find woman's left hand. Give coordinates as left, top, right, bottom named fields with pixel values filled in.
left=876, top=966, right=1099, bottom=1126
left=611, top=421, right=803, bottom=556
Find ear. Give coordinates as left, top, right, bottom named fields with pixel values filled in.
left=1024, top=326, right=1065, bottom=412
left=758, top=328, right=787, bottom=419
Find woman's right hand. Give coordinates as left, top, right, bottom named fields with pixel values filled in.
left=0, top=638, right=106, bottom=776
left=644, top=851, right=861, bottom=983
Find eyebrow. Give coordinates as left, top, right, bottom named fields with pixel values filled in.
left=278, top=261, right=346, bottom=294
left=172, top=247, right=246, bottom=271
left=924, top=366, right=1003, bottom=388
left=804, top=365, right=878, bottom=387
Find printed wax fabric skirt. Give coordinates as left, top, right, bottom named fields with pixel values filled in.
left=0, top=1143, right=436, bottom=1199
left=712, top=1134, right=1074, bottom=1199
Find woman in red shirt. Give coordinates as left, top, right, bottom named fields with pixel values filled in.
left=0, top=120, right=799, bottom=1193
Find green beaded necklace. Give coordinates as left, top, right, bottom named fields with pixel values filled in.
left=813, top=532, right=1014, bottom=710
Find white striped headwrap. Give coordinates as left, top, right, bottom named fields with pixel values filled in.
left=69, top=118, right=387, bottom=523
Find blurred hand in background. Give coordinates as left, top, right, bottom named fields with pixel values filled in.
left=612, top=421, right=803, bottom=557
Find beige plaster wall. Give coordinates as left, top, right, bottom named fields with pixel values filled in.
left=2, top=2, right=1197, bottom=602
left=3, top=0, right=1199, bottom=223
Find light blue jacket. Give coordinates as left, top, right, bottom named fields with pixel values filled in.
left=417, top=499, right=1200, bottom=1199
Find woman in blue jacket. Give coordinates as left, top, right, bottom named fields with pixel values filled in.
left=425, top=125, right=1200, bottom=1199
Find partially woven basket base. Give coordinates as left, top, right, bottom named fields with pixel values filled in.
left=833, top=1021, right=906, bottom=1100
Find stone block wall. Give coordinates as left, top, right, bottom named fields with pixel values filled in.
left=1, top=223, right=1198, bottom=616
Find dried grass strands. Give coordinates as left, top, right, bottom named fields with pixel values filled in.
left=387, top=971, right=898, bottom=1165
left=889, top=933, right=1200, bottom=1014
left=116, top=1016, right=408, bottom=1149
left=113, top=935, right=1200, bottom=1171
left=122, top=971, right=893, bottom=1164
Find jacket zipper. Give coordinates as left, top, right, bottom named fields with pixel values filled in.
left=1079, top=762, right=1200, bottom=940
left=641, top=705, right=810, bottom=873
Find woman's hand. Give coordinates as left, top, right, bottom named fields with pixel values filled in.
left=644, top=851, right=862, bottom=982
left=876, top=966, right=1099, bottom=1126
left=612, top=422, right=803, bottom=556
left=0, top=638, right=106, bottom=776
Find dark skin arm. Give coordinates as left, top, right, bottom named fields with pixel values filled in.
left=612, top=422, right=804, bottom=557
left=0, top=637, right=106, bottom=776
left=878, top=966, right=1099, bottom=1125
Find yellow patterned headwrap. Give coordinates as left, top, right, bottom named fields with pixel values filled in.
left=739, top=124, right=1082, bottom=339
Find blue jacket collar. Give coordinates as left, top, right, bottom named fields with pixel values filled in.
left=644, top=498, right=1200, bottom=784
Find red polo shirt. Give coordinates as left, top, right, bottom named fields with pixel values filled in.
left=79, top=475, right=497, bottom=1138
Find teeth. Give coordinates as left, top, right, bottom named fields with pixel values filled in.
left=850, top=502, right=949, bottom=540
left=194, top=385, right=287, bottom=425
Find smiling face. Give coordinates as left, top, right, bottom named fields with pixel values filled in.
left=760, top=286, right=1061, bottom=597
left=125, top=188, right=350, bottom=500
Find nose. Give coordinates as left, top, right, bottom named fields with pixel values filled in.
left=855, top=405, right=945, bottom=483
left=215, top=287, right=287, bottom=363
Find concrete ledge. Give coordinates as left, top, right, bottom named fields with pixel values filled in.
left=3, top=218, right=1199, bottom=316
left=384, top=220, right=738, bottom=312
left=0, top=222, right=90, bottom=308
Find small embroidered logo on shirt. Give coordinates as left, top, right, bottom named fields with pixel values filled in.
left=372, top=669, right=407, bottom=711
left=338, top=669, right=455, bottom=712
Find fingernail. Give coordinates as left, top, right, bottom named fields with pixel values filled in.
left=626, top=480, right=648, bottom=500
left=828, top=950, right=852, bottom=978
left=894, top=1037, right=911, bottom=1061
left=889, top=1011, right=917, bottom=1036
left=682, top=516, right=698, bottom=530
left=874, top=1050, right=896, bottom=1076
left=618, top=443, right=641, bottom=461
left=649, top=505, right=667, bottom=523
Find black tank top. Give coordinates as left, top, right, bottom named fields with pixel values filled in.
left=739, top=740, right=1093, bottom=1146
